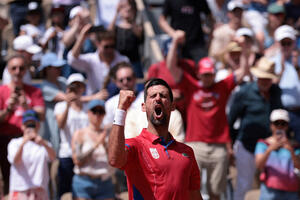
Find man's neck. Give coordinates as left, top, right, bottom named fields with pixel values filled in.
left=99, top=52, right=115, bottom=66
left=147, top=124, right=170, bottom=143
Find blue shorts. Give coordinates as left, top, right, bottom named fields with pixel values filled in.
left=72, top=174, right=115, bottom=199
left=259, top=183, right=299, bottom=200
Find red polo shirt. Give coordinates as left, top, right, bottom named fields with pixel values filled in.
left=123, top=128, right=200, bottom=200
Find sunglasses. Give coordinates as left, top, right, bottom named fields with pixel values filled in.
left=117, top=76, right=133, bottom=83
left=280, top=41, right=292, bottom=47
left=91, top=108, right=105, bottom=115
left=103, top=44, right=115, bottom=49
left=10, top=66, right=26, bottom=71
left=273, top=120, right=288, bottom=127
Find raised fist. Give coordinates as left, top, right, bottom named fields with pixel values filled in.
left=118, top=90, right=136, bottom=111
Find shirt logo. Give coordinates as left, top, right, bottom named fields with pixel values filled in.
left=149, top=148, right=160, bottom=159
left=182, top=153, right=189, bottom=157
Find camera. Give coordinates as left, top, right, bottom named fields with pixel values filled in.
left=14, top=86, right=21, bottom=96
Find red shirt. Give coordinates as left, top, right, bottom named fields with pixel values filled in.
left=123, top=128, right=200, bottom=200
left=0, top=84, right=44, bottom=136
left=179, top=73, right=236, bottom=143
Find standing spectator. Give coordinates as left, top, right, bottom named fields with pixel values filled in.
left=209, top=1, right=244, bottom=61
left=0, top=54, right=45, bottom=195
left=167, top=30, right=249, bottom=200
left=108, top=79, right=203, bottom=200
left=38, top=52, right=67, bottom=153
left=54, top=73, right=89, bottom=198
left=108, top=0, right=144, bottom=78
left=72, top=100, right=115, bottom=200
left=228, top=57, right=283, bottom=200
left=95, top=0, right=120, bottom=28
left=7, top=110, right=55, bottom=200
left=68, top=27, right=129, bottom=95
left=255, top=109, right=300, bottom=200
left=158, top=0, right=213, bottom=62
left=271, top=25, right=300, bottom=143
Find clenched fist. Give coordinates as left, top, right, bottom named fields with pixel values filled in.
left=118, top=90, right=136, bottom=111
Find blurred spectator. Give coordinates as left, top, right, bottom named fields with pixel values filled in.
left=38, top=53, right=67, bottom=153
left=228, top=57, right=283, bottom=200
left=209, top=1, right=244, bottom=61
left=7, top=0, right=42, bottom=36
left=71, top=99, right=115, bottom=200
left=271, top=25, right=300, bottom=142
left=159, top=0, right=213, bottom=62
left=261, top=3, right=285, bottom=56
left=255, top=109, right=300, bottom=200
left=0, top=54, right=45, bottom=195
left=285, top=0, right=300, bottom=33
left=168, top=30, right=249, bottom=200
left=40, top=5, right=66, bottom=59
left=54, top=73, right=89, bottom=198
left=7, top=110, right=55, bottom=200
left=108, top=0, right=144, bottom=78
left=206, top=0, right=230, bottom=24
left=95, top=0, right=120, bottom=28
left=2, top=35, right=42, bottom=85
left=19, top=1, right=45, bottom=44
left=68, top=28, right=129, bottom=95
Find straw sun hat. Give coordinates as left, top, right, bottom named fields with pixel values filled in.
left=250, top=57, right=277, bottom=80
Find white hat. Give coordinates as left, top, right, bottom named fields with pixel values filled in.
left=13, top=35, right=42, bottom=54
left=67, top=73, right=85, bottom=85
left=69, top=6, right=83, bottom=19
left=270, top=109, right=290, bottom=122
left=227, top=1, right=244, bottom=11
left=274, top=25, right=296, bottom=41
left=236, top=28, right=254, bottom=38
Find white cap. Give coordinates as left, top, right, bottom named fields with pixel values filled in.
left=67, top=73, right=85, bottom=85
left=274, top=25, right=296, bottom=41
left=270, top=109, right=290, bottom=122
left=69, top=6, right=83, bottom=19
left=13, top=35, right=42, bottom=54
left=236, top=27, right=254, bottom=38
left=20, top=24, right=41, bottom=38
left=28, top=1, right=39, bottom=11
left=227, top=1, right=244, bottom=11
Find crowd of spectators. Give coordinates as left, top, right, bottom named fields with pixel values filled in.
left=0, top=0, right=299, bottom=200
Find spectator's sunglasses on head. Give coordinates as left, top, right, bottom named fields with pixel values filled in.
left=118, top=76, right=133, bottom=83
left=280, top=40, right=292, bottom=47
left=273, top=120, right=288, bottom=127
left=91, top=107, right=105, bottom=115
left=103, top=43, right=115, bottom=49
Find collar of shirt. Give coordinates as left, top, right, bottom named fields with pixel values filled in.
left=140, top=128, right=176, bottom=146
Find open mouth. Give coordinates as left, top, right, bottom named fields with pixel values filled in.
left=154, top=105, right=163, bottom=119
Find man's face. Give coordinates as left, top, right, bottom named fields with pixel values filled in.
left=280, top=38, right=295, bottom=56
left=98, top=39, right=115, bottom=58
left=115, top=67, right=136, bottom=90
left=7, top=57, right=27, bottom=83
left=228, top=8, right=243, bottom=23
left=199, top=73, right=215, bottom=88
left=257, top=78, right=273, bottom=92
left=142, top=85, right=174, bottom=127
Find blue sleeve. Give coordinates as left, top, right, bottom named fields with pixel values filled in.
left=255, top=141, right=268, bottom=155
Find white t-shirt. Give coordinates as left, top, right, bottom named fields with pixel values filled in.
left=95, top=0, right=120, bottom=28
left=103, top=91, right=144, bottom=126
left=54, top=102, right=89, bottom=158
left=67, top=50, right=129, bottom=95
left=7, top=138, right=51, bottom=192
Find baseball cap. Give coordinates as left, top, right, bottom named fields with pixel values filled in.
left=227, top=1, right=244, bottom=11
left=27, top=1, right=41, bottom=13
left=198, top=57, right=215, bottom=75
left=270, top=109, right=289, bottom=122
left=69, top=6, right=83, bottom=19
left=22, top=110, right=39, bottom=123
left=87, top=99, right=105, bottom=110
left=67, top=73, right=85, bottom=85
left=236, top=28, right=254, bottom=38
left=274, top=25, right=296, bottom=41
left=267, top=3, right=285, bottom=14
left=38, top=52, right=66, bottom=71
left=13, top=35, right=42, bottom=54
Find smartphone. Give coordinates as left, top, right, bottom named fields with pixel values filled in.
left=276, top=130, right=286, bottom=137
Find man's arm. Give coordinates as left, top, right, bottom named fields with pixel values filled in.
left=108, top=90, right=135, bottom=168
left=71, top=23, right=92, bottom=59
left=158, top=15, right=176, bottom=38
left=189, top=190, right=203, bottom=200
left=166, top=30, right=185, bottom=83
left=233, top=39, right=250, bottom=84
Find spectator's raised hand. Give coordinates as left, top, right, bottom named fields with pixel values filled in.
left=94, top=89, right=109, bottom=100
left=173, top=30, right=186, bottom=45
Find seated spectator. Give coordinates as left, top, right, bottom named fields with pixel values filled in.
left=255, top=109, right=300, bottom=200
left=68, top=28, right=129, bottom=95
left=0, top=54, right=45, bottom=195
left=108, top=0, right=144, bottom=78
left=54, top=73, right=89, bottom=198
left=7, top=110, right=55, bottom=200
left=72, top=100, right=115, bottom=200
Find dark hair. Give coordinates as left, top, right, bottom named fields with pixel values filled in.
left=111, top=61, right=135, bottom=80
left=96, top=30, right=115, bottom=43
left=144, top=78, right=173, bottom=102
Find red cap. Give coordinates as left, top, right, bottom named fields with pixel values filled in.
left=198, top=57, right=215, bottom=75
